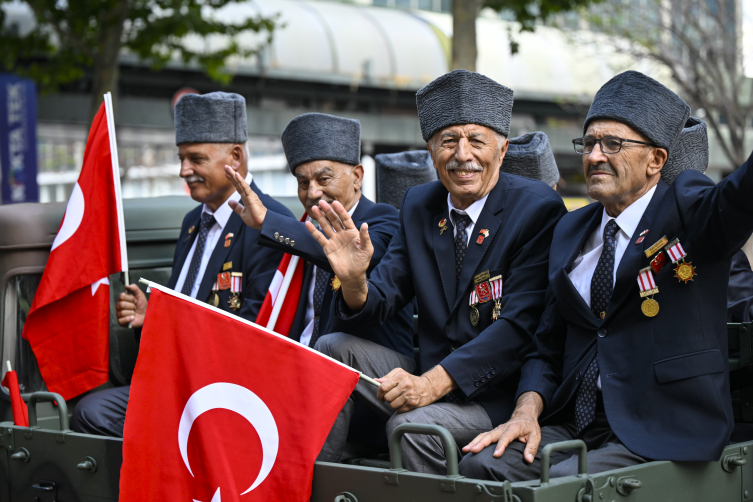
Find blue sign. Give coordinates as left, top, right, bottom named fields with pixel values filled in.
left=0, top=75, right=38, bottom=203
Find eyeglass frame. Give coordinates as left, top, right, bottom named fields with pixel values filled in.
left=571, top=136, right=658, bottom=155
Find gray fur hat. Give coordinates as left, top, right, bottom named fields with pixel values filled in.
left=175, top=92, right=248, bottom=145
left=661, top=117, right=708, bottom=185
left=416, top=70, right=514, bottom=142
left=584, top=71, right=690, bottom=154
left=502, top=132, right=560, bottom=187
left=375, top=150, right=437, bottom=209
left=281, top=113, right=361, bottom=173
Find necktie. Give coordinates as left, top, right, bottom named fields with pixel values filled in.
left=180, top=212, right=216, bottom=297
left=574, top=219, right=619, bottom=434
left=309, top=266, right=330, bottom=348
left=453, top=211, right=472, bottom=286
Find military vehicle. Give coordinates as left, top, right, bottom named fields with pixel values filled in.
left=1, top=196, right=752, bottom=502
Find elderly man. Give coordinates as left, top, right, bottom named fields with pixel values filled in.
left=459, top=70, right=753, bottom=481
left=304, top=70, right=567, bottom=474
left=71, top=92, right=292, bottom=437
left=225, top=112, right=414, bottom=461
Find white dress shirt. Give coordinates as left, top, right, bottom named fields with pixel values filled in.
left=174, top=173, right=253, bottom=298
left=447, top=192, right=489, bottom=246
left=299, top=200, right=360, bottom=347
left=567, top=184, right=656, bottom=389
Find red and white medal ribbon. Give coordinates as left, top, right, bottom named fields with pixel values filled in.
left=637, top=267, right=659, bottom=297
left=489, top=275, right=503, bottom=301
left=469, top=289, right=479, bottom=306
left=231, top=273, right=242, bottom=294
left=212, top=281, right=219, bottom=292
left=665, top=239, right=687, bottom=264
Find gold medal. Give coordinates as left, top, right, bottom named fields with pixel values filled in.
left=331, top=276, right=341, bottom=291
left=674, top=260, right=697, bottom=283
left=641, top=297, right=660, bottom=317
left=229, top=293, right=241, bottom=310
left=470, top=305, right=480, bottom=326
left=492, top=300, right=501, bottom=321
left=208, top=291, right=220, bottom=308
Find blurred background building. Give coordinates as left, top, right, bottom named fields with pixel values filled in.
left=3, top=0, right=752, bottom=205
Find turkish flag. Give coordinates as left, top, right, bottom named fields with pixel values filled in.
left=119, top=285, right=359, bottom=502
left=1, top=370, right=28, bottom=427
left=21, top=99, right=127, bottom=400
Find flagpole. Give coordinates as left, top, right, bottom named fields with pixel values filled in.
left=266, top=255, right=300, bottom=331
left=103, top=92, right=129, bottom=285
left=138, top=278, right=381, bottom=388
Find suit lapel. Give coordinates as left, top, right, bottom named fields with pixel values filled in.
left=607, top=181, right=668, bottom=318
left=433, top=206, right=456, bottom=310
left=168, top=210, right=201, bottom=289
left=195, top=213, right=243, bottom=302
left=351, top=196, right=374, bottom=226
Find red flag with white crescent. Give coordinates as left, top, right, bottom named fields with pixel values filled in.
left=21, top=95, right=127, bottom=400
left=254, top=215, right=307, bottom=336
left=119, top=285, right=359, bottom=502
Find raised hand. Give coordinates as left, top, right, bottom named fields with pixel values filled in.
left=116, top=284, right=148, bottom=328
left=306, top=200, right=373, bottom=310
left=224, top=165, right=267, bottom=230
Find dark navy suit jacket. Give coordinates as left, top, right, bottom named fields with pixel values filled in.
left=258, top=196, right=414, bottom=357
left=518, top=154, right=753, bottom=462
left=728, top=250, right=753, bottom=323
left=166, top=181, right=292, bottom=321
left=334, top=175, right=567, bottom=426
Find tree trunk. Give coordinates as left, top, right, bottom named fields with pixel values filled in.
left=88, top=0, right=129, bottom=124
left=452, top=0, right=483, bottom=71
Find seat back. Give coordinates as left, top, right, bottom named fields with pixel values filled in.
left=729, top=322, right=753, bottom=422
left=375, top=151, right=437, bottom=209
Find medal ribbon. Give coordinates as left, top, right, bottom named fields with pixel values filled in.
left=231, top=275, right=242, bottom=294
left=637, top=267, right=658, bottom=297
left=212, top=281, right=218, bottom=292
left=666, top=240, right=687, bottom=263
left=469, top=289, right=479, bottom=306
left=490, top=276, right=503, bottom=300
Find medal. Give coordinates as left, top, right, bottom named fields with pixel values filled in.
left=637, top=267, right=659, bottom=317
left=664, top=239, right=697, bottom=283
left=469, top=289, right=480, bottom=326
left=649, top=252, right=667, bottom=273
left=474, top=282, right=493, bottom=303
left=217, top=272, right=231, bottom=290
left=208, top=281, right=220, bottom=307
left=332, top=276, right=341, bottom=291
left=489, top=275, right=503, bottom=321
left=439, top=218, right=448, bottom=235
left=228, top=272, right=242, bottom=310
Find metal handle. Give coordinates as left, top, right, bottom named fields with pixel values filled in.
left=389, top=423, right=459, bottom=476
left=28, top=392, right=69, bottom=430
left=540, top=440, right=587, bottom=483
left=723, top=453, right=747, bottom=472
left=77, top=456, right=98, bottom=473
left=10, top=447, right=29, bottom=462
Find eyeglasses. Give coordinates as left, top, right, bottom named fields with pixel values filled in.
left=572, top=137, right=657, bottom=154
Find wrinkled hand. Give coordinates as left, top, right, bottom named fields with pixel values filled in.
left=376, top=368, right=437, bottom=412
left=462, top=392, right=543, bottom=462
left=306, top=200, right=373, bottom=310
left=224, top=165, right=267, bottom=230
left=116, top=284, right=148, bottom=328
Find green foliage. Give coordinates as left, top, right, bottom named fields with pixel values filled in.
left=0, top=0, right=278, bottom=91
left=484, top=0, right=603, bottom=31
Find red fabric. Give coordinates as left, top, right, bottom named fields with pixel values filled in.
left=21, top=103, right=122, bottom=400
left=120, top=288, right=359, bottom=502
left=254, top=215, right=307, bottom=336
left=1, top=371, right=28, bottom=427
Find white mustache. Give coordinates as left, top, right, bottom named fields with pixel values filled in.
left=446, top=160, right=483, bottom=172
left=183, top=175, right=205, bottom=184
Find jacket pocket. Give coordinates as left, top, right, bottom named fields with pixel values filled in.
left=654, top=349, right=725, bottom=384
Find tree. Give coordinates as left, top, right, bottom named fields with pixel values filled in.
left=451, top=0, right=603, bottom=71
left=581, top=0, right=751, bottom=169
left=0, top=0, right=278, bottom=122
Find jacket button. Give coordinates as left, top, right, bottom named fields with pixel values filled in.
left=274, top=232, right=279, bottom=239
left=284, top=237, right=290, bottom=245
left=278, top=235, right=285, bottom=242
left=290, top=240, right=295, bottom=247
left=480, top=377, right=487, bottom=384
left=485, top=372, right=491, bottom=379
left=490, top=368, right=496, bottom=375
left=598, top=328, right=607, bottom=338
left=474, top=381, right=480, bottom=387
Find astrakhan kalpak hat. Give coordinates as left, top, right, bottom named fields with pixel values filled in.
left=584, top=71, right=691, bottom=155
left=281, top=113, right=361, bottom=173
left=416, top=69, right=514, bottom=142
left=375, top=150, right=437, bottom=209
left=661, top=117, right=708, bottom=185
left=175, top=92, right=248, bottom=145
left=502, top=132, right=560, bottom=187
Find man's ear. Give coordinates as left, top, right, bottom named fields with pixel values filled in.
left=647, top=147, right=667, bottom=177
left=352, top=164, right=364, bottom=190
left=229, top=145, right=244, bottom=169
left=498, top=137, right=509, bottom=167
left=427, top=141, right=438, bottom=170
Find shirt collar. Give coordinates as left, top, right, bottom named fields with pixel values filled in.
left=202, top=172, right=253, bottom=229
left=447, top=192, right=489, bottom=226
left=600, top=184, right=657, bottom=240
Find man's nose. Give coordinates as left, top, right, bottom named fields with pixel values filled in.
left=179, top=160, right=194, bottom=178
left=307, top=182, right=323, bottom=202
left=455, top=138, right=475, bottom=163
left=587, top=142, right=609, bottom=165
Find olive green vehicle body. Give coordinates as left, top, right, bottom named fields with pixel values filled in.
left=0, top=197, right=751, bottom=502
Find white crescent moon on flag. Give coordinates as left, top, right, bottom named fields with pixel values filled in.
left=178, top=382, right=279, bottom=495
left=51, top=182, right=85, bottom=251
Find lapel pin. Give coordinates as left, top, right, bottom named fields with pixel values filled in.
left=439, top=218, right=448, bottom=235
left=188, top=225, right=195, bottom=235
left=635, top=229, right=649, bottom=245
left=224, top=232, right=234, bottom=248
left=476, top=229, right=489, bottom=245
